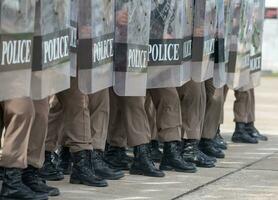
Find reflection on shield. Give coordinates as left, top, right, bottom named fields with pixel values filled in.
left=227, top=0, right=254, bottom=90
left=30, top=0, right=71, bottom=100
left=113, top=0, right=152, bottom=96
left=0, top=0, right=36, bottom=101
left=191, top=0, right=217, bottom=82
left=147, top=0, right=193, bottom=89
left=77, top=0, right=114, bottom=95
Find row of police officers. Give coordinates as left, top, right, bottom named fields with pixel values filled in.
left=0, top=0, right=267, bottom=199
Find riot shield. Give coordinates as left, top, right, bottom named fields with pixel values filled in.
left=30, top=0, right=71, bottom=100
left=241, top=0, right=265, bottom=91
left=113, top=0, right=151, bottom=96
left=191, top=0, right=217, bottom=82
left=77, top=0, right=114, bottom=94
left=226, top=0, right=254, bottom=90
left=146, top=0, right=192, bottom=89
left=0, top=0, right=35, bottom=101
left=213, top=0, right=227, bottom=88
left=69, top=0, right=78, bottom=77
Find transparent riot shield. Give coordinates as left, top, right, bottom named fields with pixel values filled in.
left=191, top=0, right=217, bottom=82
left=113, top=0, right=151, bottom=96
left=77, top=0, right=114, bottom=94
left=31, top=0, right=71, bottom=100
left=146, top=0, right=192, bottom=89
left=213, top=0, right=227, bottom=88
left=226, top=0, right=254, bottom=90
left=69, top=0, right=78, bottom=77
left=241, top=0, right=265, bottom=91
left=0, top=0, right=35, bottom=101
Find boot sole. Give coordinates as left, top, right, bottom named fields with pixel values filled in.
left=70, top=178, right=108, bottom=187
left=232, top=138, right=258, bottom=144
left=98, top=173, right=125, bottom=180
left=129, top=169, right=165, bottom=177
left=159, top=165, right=197, bottom=173
left=196, top=163, right=215, bottom=168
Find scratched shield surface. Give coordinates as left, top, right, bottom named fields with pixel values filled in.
left=227, top=0, right=254, bottom=90
left=241, top=0, right=265, bottom=91
left=213, top=0, right=228, bottom=88
left=69, top=0, right=78, bottom=77
left=191, top=0, right=217, bottom=82
left=0, top=0, right=35, bottom=101
left=113, top=0, right=151, bottom=96
left=77, top=0, right=114, bottom=94
left=30, top=0, right=71, bottom=99
left=146, top=0, right=192, bottom=89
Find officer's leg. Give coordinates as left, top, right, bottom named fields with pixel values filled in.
left=25, top=98, right=60, bottom=197
left=200, top=79, right=226, bottom=159
left=244, top=89, right=268, bottom=141
left=88, top=88, right=124, bottom=180
left=39, top=96, right=65, bottom=181
left=0, top=98, right=47, bottom=200
left=232, top=90, right=258, bottom=143
left=116, top=93, right=164, bottom=177
left=57, top=77, right=107, bottom=187
left=145, top=92, right=162, bottom=162
left=105, top=88, right=131, bottom=170
left=177, top=80, right=216, bottom=168
left=150, top=87, right=197, bottom=173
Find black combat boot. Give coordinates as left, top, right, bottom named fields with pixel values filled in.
left=0, top=167, right=3, bottom=181
left=213, top=127, right=228, bottom=150
left=232, top=122, right=258, bottom=144
left=70, top=150, right=108, bottom=187
left=22, top=165, right=60, bottom=197
left=130, top=144, right=165, bottom=177
left=182, top=139, right=216, bottom=168
left=0, top=168, right=48, bottom=200
left=58, top=146, right=72, bottom=175
left=105, top=146, right=132, bottom=170
left=39, top=151, right=64, bottom=181
left=245, top=122, right=268, bottom=141
left=199, top=138, right=225, bottom=159
left=149, top=140, right=163, bottom=162
left=160, top=141, right=197, bottom=173
left=91, top=150, right=125, bottom=180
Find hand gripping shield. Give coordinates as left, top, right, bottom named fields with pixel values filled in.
left=31, top=0, right=71, bottom=99
left=113, top=0, right=151, bottom=96
left=241, top=0, right=265, bottom=91
left=226, top=0, right=254, bottom=90
left=0, top=0, right=35, bottom=101
left=191, top=0, right=217, bottom=82
left=146, top=0, right=192, bottom=89
left=77, top=0, right=115, bottom=94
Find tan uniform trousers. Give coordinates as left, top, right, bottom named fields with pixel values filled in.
left=220, top=87, right=255, bottom=124
left=46, top=79, right=110, bottom=152
left=0, top=98, right=35, bottom=168
left=177, top=79, right=223, bottom=140
left=27, top=98, right=49, bottom=168
left=108, top=88, right=182, bottom=147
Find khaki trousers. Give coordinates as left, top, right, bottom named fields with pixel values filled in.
left=178, top=79, right=223, bottom=140
left=27, top=98, right=49, bottom=168
left=108, top=88, right=182, bottom=147
left=56, top=77, right=92, bottom=153
left=202, top=79, right=224, bottom=139
left=46, top=81, right=110, bottom=152
left=220, top=87, right=255, bottom=124
left=0, top=98, right=35, bottom=169
left=178, top=80, right=206, bottom=140
left=88, top=88, right=110, bottom=151
left=234, top=89, right=255, bottom=123
left=45, top=96, right=65, bottom=152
